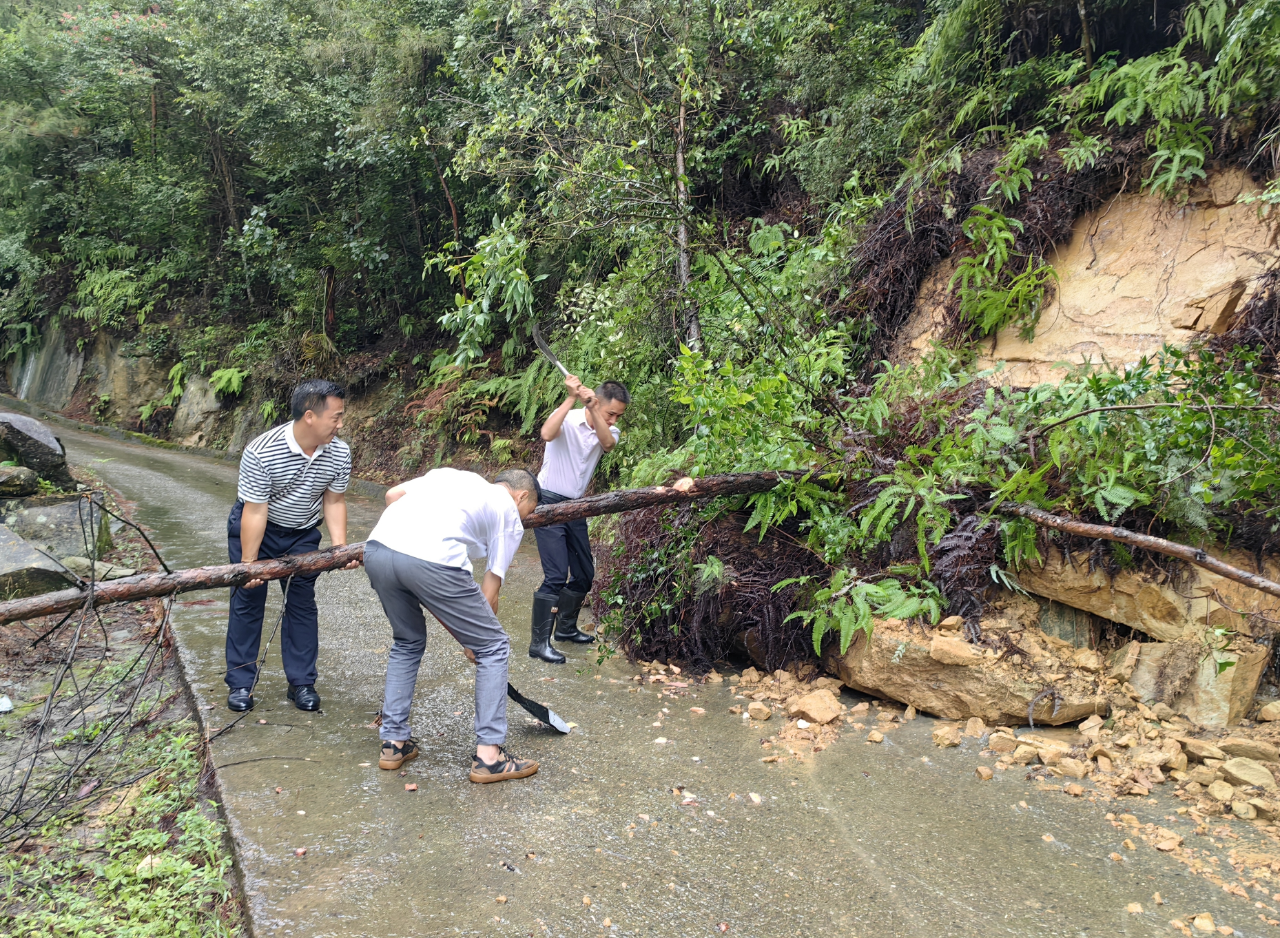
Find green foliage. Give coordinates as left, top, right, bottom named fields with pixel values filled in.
left=209, top=367, right=249, bottom=397
left=0, top=722, right=241, bottom=937
left=779, top=569, right=944, bottom=655
left=949, top=207, right=1056, bottom=339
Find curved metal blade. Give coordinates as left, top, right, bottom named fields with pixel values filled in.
left=531, top=321, right=569, bottom=376
left=507, top=683, right=571, bottom=734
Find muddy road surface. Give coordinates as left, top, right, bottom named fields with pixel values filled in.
left=60, top=427, right=1251, bottom=937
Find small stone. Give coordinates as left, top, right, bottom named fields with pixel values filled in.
left=963, top=717, right=985, bottom=737
left=1221, top=757, right=1277, bottom=791
left=747, top=701, right=772, bottom=721
left=1041, top=833, right=1054, bottom=842
left=866, top=730, right=884, bottom=743
left=1207, top=779, right=1235, bottom=802
left=788, top=689, right=841, bottom=725
left=405, top=783, right=418, bottom=791
left=749, top=792, right=761, bottom=805
left=932, top=725, right=962, bottom=748
left=1109, top=852, right=1123, bottom=862
left=1011, top=745, right=1039, bottom=766
left=294, top=848, right=306, bottom=857
left=937, top=615, right=964, bottom=630
left=796, top=719, right=811, bottom=729
left=1127, top=903, right=1143, bottom=914
left=1059, top=758, right=1090, bottom=779
left=1151, top=702, right=1176, bottom=721
left=1232, top=800, right=1257, bottom=819
left=496, top=896, right=508, bottom=904
left=1215, top=928, right=1232, bottom=937
left=1153, top=893, right=1163, bottom=906
left=1064, top=783, right=1084, bottom=797
left=975, top=766, right=994, bottom=781
left=903, top=705, right=917, bottom=720
left=134, top=855, right=162, bottom=877
left=1072, top=649, right=1103, bottom=672
left=1096, top=756, right=1113, bottom=773
left=654, top=737, right=668, bottom=744
left=582, top=896, right=591, bottom=907
left=1258, top=701, right=1280, bottom=722
left=988, top=733, right=1019, bottom=754
left=1192, top=914, right=1215, bottom=933
left=602, top=919, right=612, bottom=928
left=1185, top=765, right=1218, bottom=786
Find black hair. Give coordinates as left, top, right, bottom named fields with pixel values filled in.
left=595, top=380, right=631, bottom=405
left=291, top=379, right=346, bottom=421
left=494, top=468, right=541, bottom=505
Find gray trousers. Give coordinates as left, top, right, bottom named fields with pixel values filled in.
left=364, top=541, right=511, bottom=745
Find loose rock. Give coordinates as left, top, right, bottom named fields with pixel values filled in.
left=937, top=615, right=964, bottom=630
left=1221, top=756, right=1276, bottom=790
left=1206, top=780, right=1236, bottom=802
left=746, top=701, right=772, bottom=721
left=787, top=689, right=841, bottom=725
left=1181, top=739, right=1227, bottom=763
left=932, top=725, right=962, bottom=748
left=0, top=413, right=76, bottom=488
left=1217, top=737, right=1280, bottom=763
left=866, top=730, right=884, bottom=743
left=1258, top=701, right=1280, bottom=722
left=962, top=717, right=985, bottom=737
left=975, top=766, right=993, bottom=780
left=929, top=635, right=984, bottom=667
left=0, top=465, right=38, bottom=497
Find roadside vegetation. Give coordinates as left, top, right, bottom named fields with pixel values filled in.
left=0, top=0, right=1277, bottom=665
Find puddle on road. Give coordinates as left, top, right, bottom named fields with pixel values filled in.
left=60, top=426, right=1253, bottom=938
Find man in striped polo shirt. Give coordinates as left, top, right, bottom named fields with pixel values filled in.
left=225, top=379, right=356, bottom=713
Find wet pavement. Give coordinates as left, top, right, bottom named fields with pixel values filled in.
left=57, top=426, right=1261, bottom=937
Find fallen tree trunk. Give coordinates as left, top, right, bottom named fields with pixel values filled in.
left=523, top=471, right=793, bottom=528
left=996, top=502, right=1280, bottom=600
left=0, top=471, right=790, bottom=625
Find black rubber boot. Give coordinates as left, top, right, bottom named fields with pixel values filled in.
left=528, top=595, right=566, bottom=664
left=553, top=589, right=594, bottom=643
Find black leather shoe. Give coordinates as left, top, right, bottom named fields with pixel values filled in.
left=227, top=688, right=254, bottom=712
left=553, top=588, right=595, bottom=643
left=528, top=595, right=566, bottom=664
left=287, top=684, right=321, bottom=711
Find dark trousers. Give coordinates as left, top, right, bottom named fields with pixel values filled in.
left=533, top=490, right=595, bottom=600
left=224, top=501, right=322, bottom=690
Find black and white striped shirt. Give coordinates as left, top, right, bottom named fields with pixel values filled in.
left=237, top=423, right=352, bottom=530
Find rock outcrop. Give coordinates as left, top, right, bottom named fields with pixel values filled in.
left=1016, top=545, right=1280, bottom=642
left=2, top=493, right=112, bottom=560
left=896, top=169, right=1279, bottom=385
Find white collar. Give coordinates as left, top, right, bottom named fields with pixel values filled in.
left=285, top=421, right=326, bottom=459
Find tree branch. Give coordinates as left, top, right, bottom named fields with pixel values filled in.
left=996, top=502, right=1280, bottom=599
left=0, top=472, right=793, bottom=625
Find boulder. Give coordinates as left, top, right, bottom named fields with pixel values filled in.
left=0, top=523, right=75, bottom=597
left=787, top=689, right=841, bottom=725
left=1129, top=640, right=1269, bottom=726
left=0, top=412, right=75, bottom=488
left=2, top=493, right=112, bottom=560
left=825, top=622, right=1109, bottom=725
left=929, top=635, right=983, bottom=667
left=1221, top=757, right=1277, bottom=791
left=1258, top=701, right=1280, bottom=722
left=1218, top=737, right=1280, bottom=763
left=0, top=466, right=38, bottom=497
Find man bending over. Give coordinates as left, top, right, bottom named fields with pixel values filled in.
left=529, top=375, right=629, bottom=663
left=364, top=467, right=542, bottom=783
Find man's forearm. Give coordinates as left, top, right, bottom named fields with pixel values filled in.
left=482, top=572, right=502, bottom=613
left=586, top=399, right=616, bottom=450
left=324, top=494, right=348, bottom=545
left=540, top=397, right=575, bottom=442
left=239, top=504, right=269, bottom=563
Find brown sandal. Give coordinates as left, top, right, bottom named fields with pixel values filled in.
left=469, top=747, right=539, bottom=783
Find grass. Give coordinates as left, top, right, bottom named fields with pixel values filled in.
left=0, top=721, right=244, bottom=937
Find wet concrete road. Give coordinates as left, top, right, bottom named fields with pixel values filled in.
left=58, top=427, right=1258, bottom=937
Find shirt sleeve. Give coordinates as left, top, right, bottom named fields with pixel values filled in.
left=485, top=522, right=525, bottom=580
left=327, top=445, right=352, bottom=494
left=237, top=449, right=272, bottom=504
